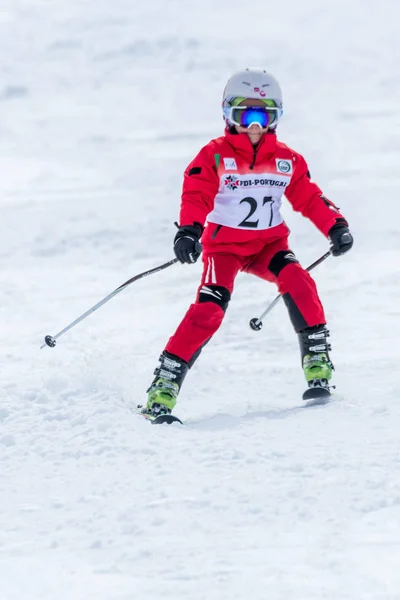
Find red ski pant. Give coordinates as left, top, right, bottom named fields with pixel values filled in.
left=165, top=237, right=326, bottom=364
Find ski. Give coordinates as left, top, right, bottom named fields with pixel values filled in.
left=148, top=413, right=183, bottom=425
left=302, top=386, right=331, bottom=407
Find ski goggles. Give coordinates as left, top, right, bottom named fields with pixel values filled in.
left=227, top=105, right=281, bottom=129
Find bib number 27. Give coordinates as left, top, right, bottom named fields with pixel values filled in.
left=238, top=196, right=274, bottom=229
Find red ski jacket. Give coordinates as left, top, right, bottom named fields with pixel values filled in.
left=179, top=130, right=347, bottom=256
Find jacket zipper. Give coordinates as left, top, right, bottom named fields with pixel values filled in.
left=211, top=224, right=222, bottom=239
left=249, top=147, right=258, bottom=170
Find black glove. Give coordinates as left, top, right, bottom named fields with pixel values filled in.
left=328, top=223, right=354, bottom=257
left=173, top=224, right=203, bottom=264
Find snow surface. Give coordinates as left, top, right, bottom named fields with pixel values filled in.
left=1, top=0, right=400, bottom=598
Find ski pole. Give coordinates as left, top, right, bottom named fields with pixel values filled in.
left=249, top=250, right=331, bottom=331
left=41, top=258, right=178, bottom=349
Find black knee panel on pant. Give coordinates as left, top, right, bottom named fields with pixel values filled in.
left=268, top=250, right=299, bottom=277
left=282, top=293, right=308, bottom=332
left=198, top=285, right=231, bottom=312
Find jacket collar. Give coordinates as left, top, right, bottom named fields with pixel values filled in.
left=223, top=129, right=278, bottom=160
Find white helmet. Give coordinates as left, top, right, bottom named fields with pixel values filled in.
left=222, top=67, right=283, bottom=130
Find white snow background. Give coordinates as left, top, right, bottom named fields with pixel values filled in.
left=0, top=1, right=400, bottom=598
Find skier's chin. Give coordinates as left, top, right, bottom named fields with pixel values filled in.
left=235, top=125, right=268, bottom=143
left=246, top=126, right=266, bottom=144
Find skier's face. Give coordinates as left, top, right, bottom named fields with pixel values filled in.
left=234, top=98, right=270, bottom=143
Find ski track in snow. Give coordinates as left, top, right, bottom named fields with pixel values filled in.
left=1, top=0, right=400, bottom=598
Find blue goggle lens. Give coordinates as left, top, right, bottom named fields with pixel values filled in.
left=232, top=106, right=278, bottom=128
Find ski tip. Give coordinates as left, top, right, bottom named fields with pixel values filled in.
left=150, top=414, right=183, bottom=425
left=303, top=385, right=330, bottom=406
left=303, top=387, right=331, bottom=407
left=303, top=387, right=330, bottom=401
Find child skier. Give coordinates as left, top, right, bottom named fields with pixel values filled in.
left=142, top=67, right=353, bottom=417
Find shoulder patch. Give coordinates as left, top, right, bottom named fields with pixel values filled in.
left=276, top=159, right=293, bottom=174
left=188, top=167, right=202, bottom=176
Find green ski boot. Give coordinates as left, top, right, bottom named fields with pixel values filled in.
left=303, top=352, right=333, bottom=385
left=145, top=378, right=179, bottom=416
left=299, top=325, right=334, bottom=401
left=139, top=351, right=189, bottom=419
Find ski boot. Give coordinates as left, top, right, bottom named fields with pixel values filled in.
left=298, top=325, right=334, bottom=402
left=139, top=351, right=189, bottom=421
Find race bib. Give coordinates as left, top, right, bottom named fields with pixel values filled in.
left=207, top=172, right=291, bottom=230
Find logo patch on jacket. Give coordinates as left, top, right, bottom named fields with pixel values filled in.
left=223, top=158, right=237, bottom=170
left=276, top=159, right=293, bottom=174
left=224, top=175, right=240, bottom=190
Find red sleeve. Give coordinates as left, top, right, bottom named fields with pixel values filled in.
left=179, top=145, right=219, bottom=228
left=285, top=153, right=348, bottom=237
